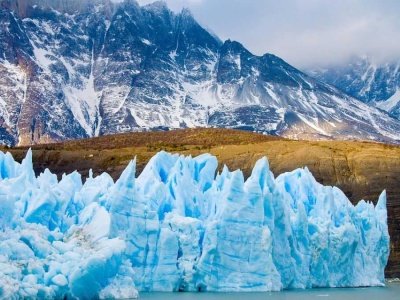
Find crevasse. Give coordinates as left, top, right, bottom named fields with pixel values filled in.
left=0, top=150, right=390, bottom=299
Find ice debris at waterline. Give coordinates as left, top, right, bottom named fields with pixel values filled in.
left=0, top=150, right=390, bottom=299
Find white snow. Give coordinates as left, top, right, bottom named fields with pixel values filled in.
left=360, top=63, right=377, bottom=95
left=376, top=88, right=400, bottom=112
left=141, top=38, right=152, bottom=45
left=63, top=85, right=99, bottom=137
left=0, top=60, right=26, bottom=128
left=181, top=79, right=219, bottom=107
left=31, top=42, right=56, bottom=72
left=234, top=56, right=241, bottom=71
left=297, top=114, right=329, bottom=136
left=265, top=83, right=280, bottom=103
left=42, top=21, right=55, bottom=35
left=0, top=96, right=10, bottom=127
left=63, top=44, right=100, bottom=137
left=169, top=50, right=178, bottom=61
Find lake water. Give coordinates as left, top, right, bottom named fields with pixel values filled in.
left=139, top=282, right=400, bottom=300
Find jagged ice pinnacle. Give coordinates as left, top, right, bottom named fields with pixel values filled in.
left=0, top=150, right=390, bottom=299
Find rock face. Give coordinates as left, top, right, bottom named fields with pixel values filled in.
left=1, top=0, right=400, bottom=145
left=307, top=57, right=400, bottom=119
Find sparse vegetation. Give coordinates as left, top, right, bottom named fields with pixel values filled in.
left=16, top=128, right=281, bottom=152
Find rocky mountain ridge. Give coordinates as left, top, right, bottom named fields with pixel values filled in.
left=307, top=57, right=400, bottom=119
left=1, top=0, right=400, bottom=145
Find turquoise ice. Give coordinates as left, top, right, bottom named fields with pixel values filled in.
left=0, top=150, right=390, bottom=299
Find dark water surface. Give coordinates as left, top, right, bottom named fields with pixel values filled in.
left=139, top=282, right=400, bottom=299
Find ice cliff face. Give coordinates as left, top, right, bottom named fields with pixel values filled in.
left=0, top=150, right=390, bottom=298
left=1, top=0, right=400, bottom=145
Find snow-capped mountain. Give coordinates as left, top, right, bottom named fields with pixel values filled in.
left=1, top=0, right=400, bottom=146
left=307, top=57, right=400, bottom=119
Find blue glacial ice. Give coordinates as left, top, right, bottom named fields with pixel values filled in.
left=0, top=150, right=390, bottom=298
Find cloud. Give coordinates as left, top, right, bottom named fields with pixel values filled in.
left=135, top=0, right=400, bottom=68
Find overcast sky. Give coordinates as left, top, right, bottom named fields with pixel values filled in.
left=135, top=0, right=400, bottom=69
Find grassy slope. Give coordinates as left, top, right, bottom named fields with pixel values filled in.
left=3, top=128, right=400, bottom=277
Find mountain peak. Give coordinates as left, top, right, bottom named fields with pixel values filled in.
left=180, top=7, right=193, bottom=17
left=2, top=0, right=113, bottom=17
left=1, top=0, right=400, bottom=146
left=307, top=55, right=400, bottom=105
left=221, top=39, right=251, bottom=56
left=143, top=0, right=169, bottom=12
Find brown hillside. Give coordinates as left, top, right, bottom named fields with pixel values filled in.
left=3, top=128, right=400, bottom=277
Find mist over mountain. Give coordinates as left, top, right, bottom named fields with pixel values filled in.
left=1, top=0, right=400, bottom=146
left=307, top=57, right=400, bottom=120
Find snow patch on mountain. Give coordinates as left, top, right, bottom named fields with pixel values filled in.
left=376, top=88, right=400, bottom=112
left=307, top=57, right=400, bottom=119
left=1, top=2, right=400, bottom=145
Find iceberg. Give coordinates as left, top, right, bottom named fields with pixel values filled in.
left=0, top=150, right=390, bottom=298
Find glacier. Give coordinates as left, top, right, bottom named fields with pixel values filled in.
left=0, top=150, right=390, bottom=299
